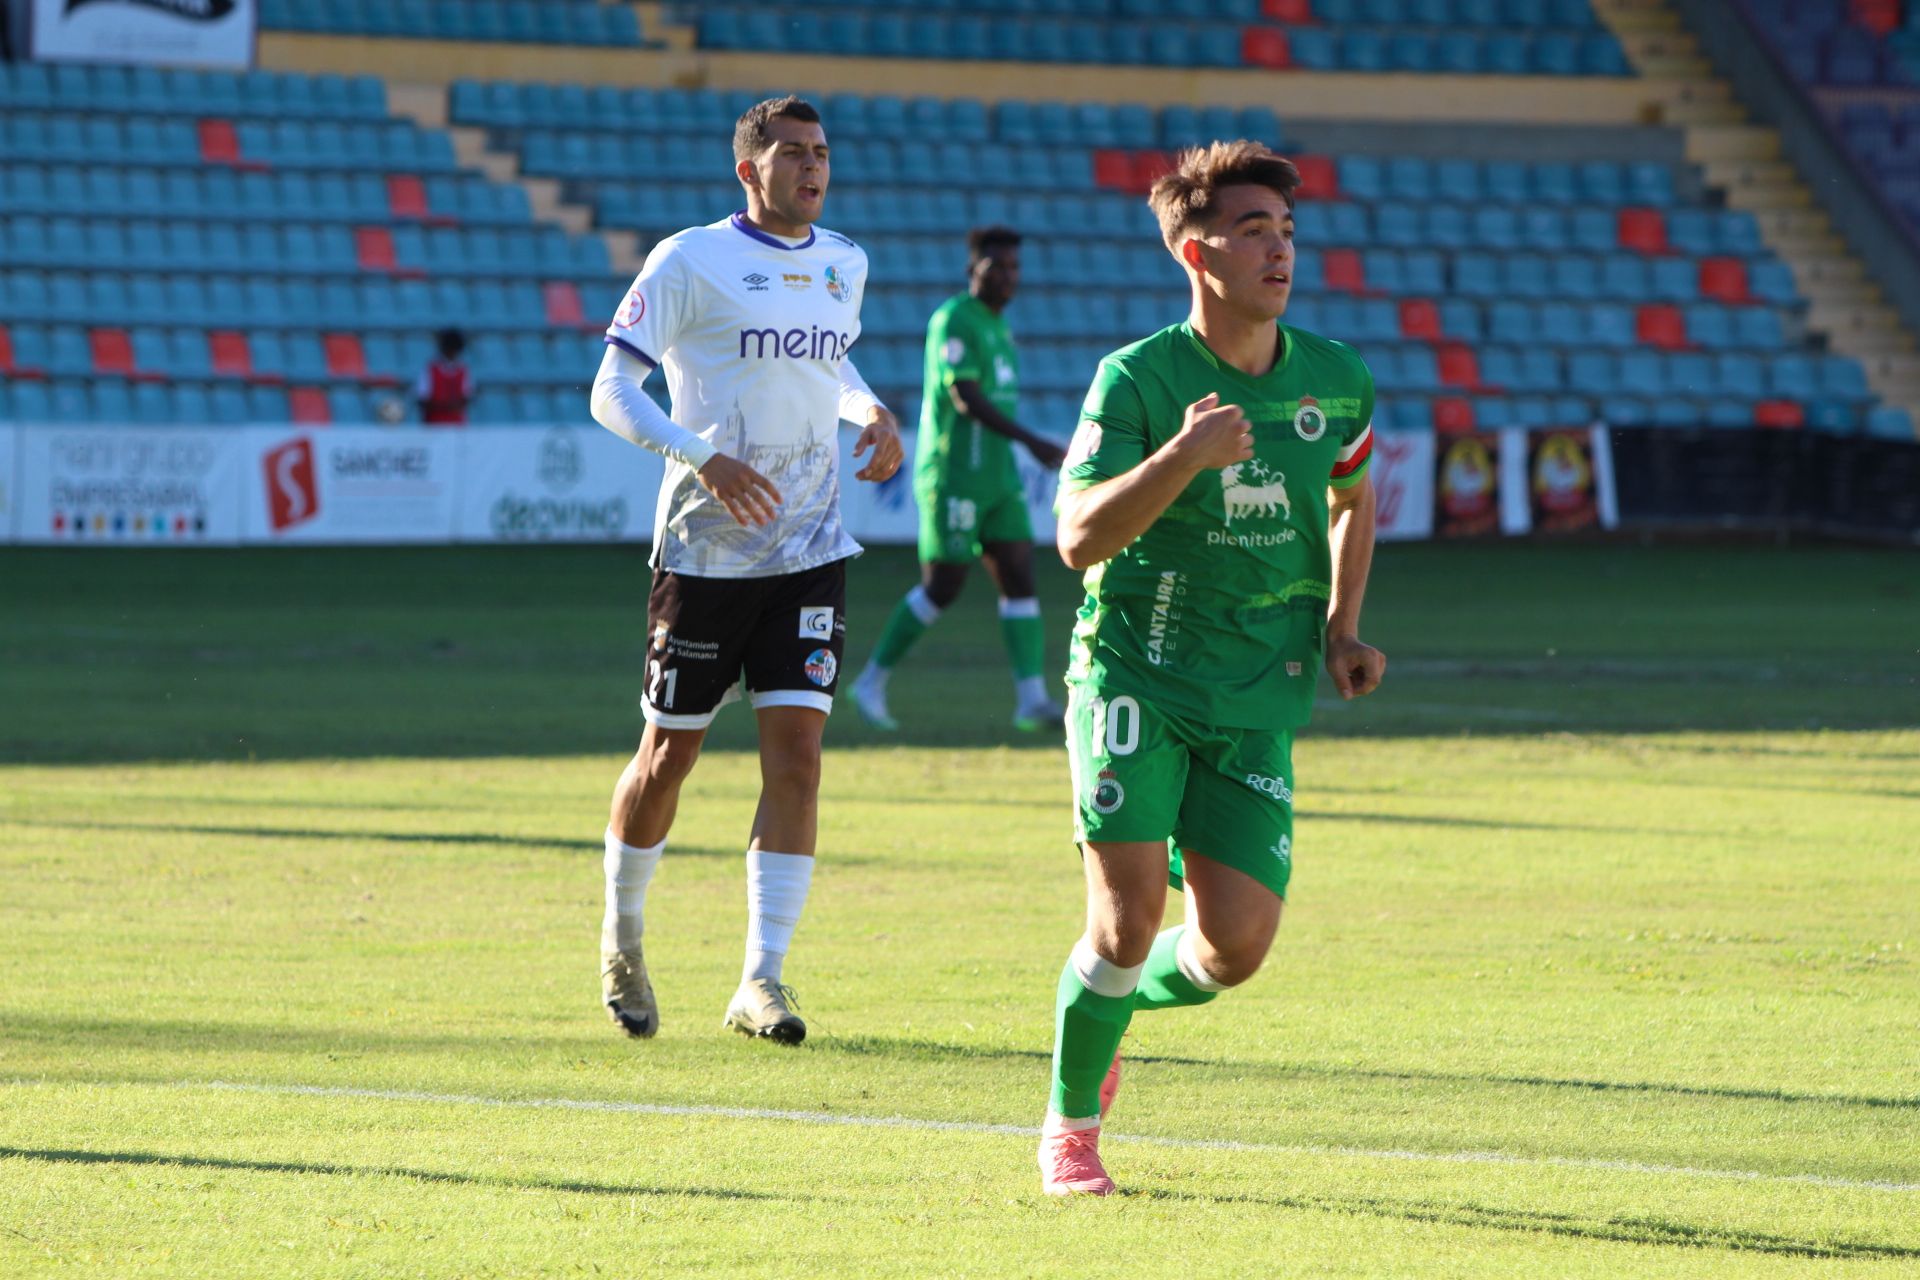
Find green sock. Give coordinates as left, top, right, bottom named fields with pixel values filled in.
left=1132, top=926, right=1222, bottom=1011
left=869, top=592, right=931, bottom=671
left=998, top=600, right=1046, bottom=681
left=1047, top=956, right=1135, bottom=1120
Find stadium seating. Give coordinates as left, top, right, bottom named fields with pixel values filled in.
left=0, top=9, right=1898, bottom=437
left=441, top=77, right=1873, bottom=436
left=256, top=0, right=650, bottom=47
left=0, top=60, right=626, bottom=424
left=672, top=1, right=1632, bottom=74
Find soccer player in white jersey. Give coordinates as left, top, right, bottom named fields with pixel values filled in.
left=588, top=95, right=903, bottom=1045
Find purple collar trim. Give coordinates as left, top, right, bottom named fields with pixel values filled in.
left=730, top=211, right=815, bottom=251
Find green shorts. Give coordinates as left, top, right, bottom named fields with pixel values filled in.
left=915, top=478, right=1034, bottom=564
left=1066, top=682, right=1295, bottom=899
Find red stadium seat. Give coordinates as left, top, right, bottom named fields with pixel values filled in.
left=1092, top=149, right=1134, bottom=190
left=1321, top=247, right=1365, bottom=293
left=289, top=387, right=332, bottom=424
left=1262, top=0, right=1313, bottom=19
left=1617, top=207, right=1668, bottom=254
left=1698, top=256, right=1752, bottom=304
left=544, top=281, right=586, bottom=327
left=387, top=175, right=430, bottom=220
left=1433, top=396, right=1476, bottom=433
left=1241, top=26, right=1291, bottom=69
left=1636, top=303, right=1688, bottom=349
left=198, top=119, right=242, bottom=166
left=355, top=227, right=397, bottom=271
left=209, top=330, right=252, bottom=378
left=1851, top=0, right=1898, bottom=35
left=1754, top=399, right=1806, bottom=429
left=90, top=328, right=136, bottom=376
left=1437, top=342, right=1480, bottom=388
left=0, top=326, right=24, bottom=377
left=1132, top=150, right=1179, bottom=191
left=1290, top=154, right=1339, bottom=201
left=1398, top=298, right=1441, bottom=341
left=324, top=333, right=368, bottom=378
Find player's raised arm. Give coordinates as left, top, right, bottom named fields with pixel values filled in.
left=1056, top=391, right=1252, bottom=569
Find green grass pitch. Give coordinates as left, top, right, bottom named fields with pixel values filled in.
left=0, top=540, right=1915, bottom=1277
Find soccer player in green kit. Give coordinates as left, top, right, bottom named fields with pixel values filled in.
left=851, top=226, right=1070, bottom=733
left=1037, top=141, right=1387, bottom=1195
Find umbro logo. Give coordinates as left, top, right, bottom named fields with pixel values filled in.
left=743, top=273, right=770, bottom=292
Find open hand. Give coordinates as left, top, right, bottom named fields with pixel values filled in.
left=854, top=407, right=903, bottom=482
left=695, top=454, right=782, bottom=527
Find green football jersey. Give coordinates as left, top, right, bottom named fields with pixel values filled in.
left=916, top=293, right=1021, bottom=491
left=1059, top=321, right=1375, bottom=731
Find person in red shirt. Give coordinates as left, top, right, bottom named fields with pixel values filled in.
left=416, top=328, right=475, bottom=425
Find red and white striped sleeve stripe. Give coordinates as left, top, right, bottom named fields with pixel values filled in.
left=1329, top=422, right=1373, bottom=486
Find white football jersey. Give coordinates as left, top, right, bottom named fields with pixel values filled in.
left=605, top=213, right=869, bottom=578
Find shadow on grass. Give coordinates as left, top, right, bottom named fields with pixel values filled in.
left=0, top=819, right=735, bottom=858
left=1129, top=1186, right=1920, bottom=1260
left=0, top=1145, right=792, bottom=1203
left=819, top=1034, right=1920, bottom=1110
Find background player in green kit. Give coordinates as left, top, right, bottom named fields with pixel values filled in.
left=852, top=227, right=1070, bottom=733
left=1037, top=141, right=1388, bottom=1196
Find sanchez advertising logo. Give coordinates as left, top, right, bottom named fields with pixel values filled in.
left=65, top=0, right=235, bottom=17
left=263, top=438, right=317, bottom=531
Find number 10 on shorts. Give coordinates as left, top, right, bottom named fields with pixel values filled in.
left=1090, top=694, right=1140, bottom=756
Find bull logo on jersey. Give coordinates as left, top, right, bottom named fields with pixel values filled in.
left=824, top=265, right=851, bottom=303
left=1220, top=460, right=1291, bottom=525
left=1293, top=394, right=1328, bottom=443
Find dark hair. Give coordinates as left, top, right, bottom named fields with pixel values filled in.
left=435, top=327, right=466, bottom=359
left=1147, top=140, right=1301, bottom=251
left=733, top=94, right=823, bottom=163
left=967, top=225, right=1023, bottom=260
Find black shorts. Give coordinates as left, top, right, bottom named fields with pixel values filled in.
left=641, top=559, right=848, bottom=728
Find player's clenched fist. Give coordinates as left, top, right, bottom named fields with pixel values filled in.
left=696, top=454, right=783, bottom=527
left=1172, top=392, right=1254, bottom=470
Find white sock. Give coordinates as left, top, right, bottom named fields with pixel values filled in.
left=905, top=584, right=944, bottom=625
left=1015, top=674, right=1050, bottom=707
left=602, top=828, right=663, bottom=952
left=744, top=849, right=813, bottom=983
left=1069, top=934, right=1144, bottom=998
left=1176, top=929, right=1230, bottom=993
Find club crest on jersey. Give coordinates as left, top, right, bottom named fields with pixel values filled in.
left=1090, top=769, right=1125, bottom=815
left=615, top=287, right=646, bottom=328
left=824, top=266, right=851, bottom=303
left=1293, top=394, right=1328, bottom=443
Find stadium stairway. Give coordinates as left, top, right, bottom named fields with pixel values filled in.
left=381, top=81, right=641, bottom=277
left=1596, top=0, right=1920, bottom=436
left=236, top=6, right=1899, bottom=437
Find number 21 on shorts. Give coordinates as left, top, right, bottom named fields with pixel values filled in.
left=648, top=658, right=679, bottom=709
left=1090, top=694, right=1140, bottom=757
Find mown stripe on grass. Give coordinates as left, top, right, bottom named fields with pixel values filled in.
left=125, top=1079, right=1920, bottom=1195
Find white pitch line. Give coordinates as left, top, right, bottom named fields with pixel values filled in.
left=61, top=1078, right=1900, bottom=1195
